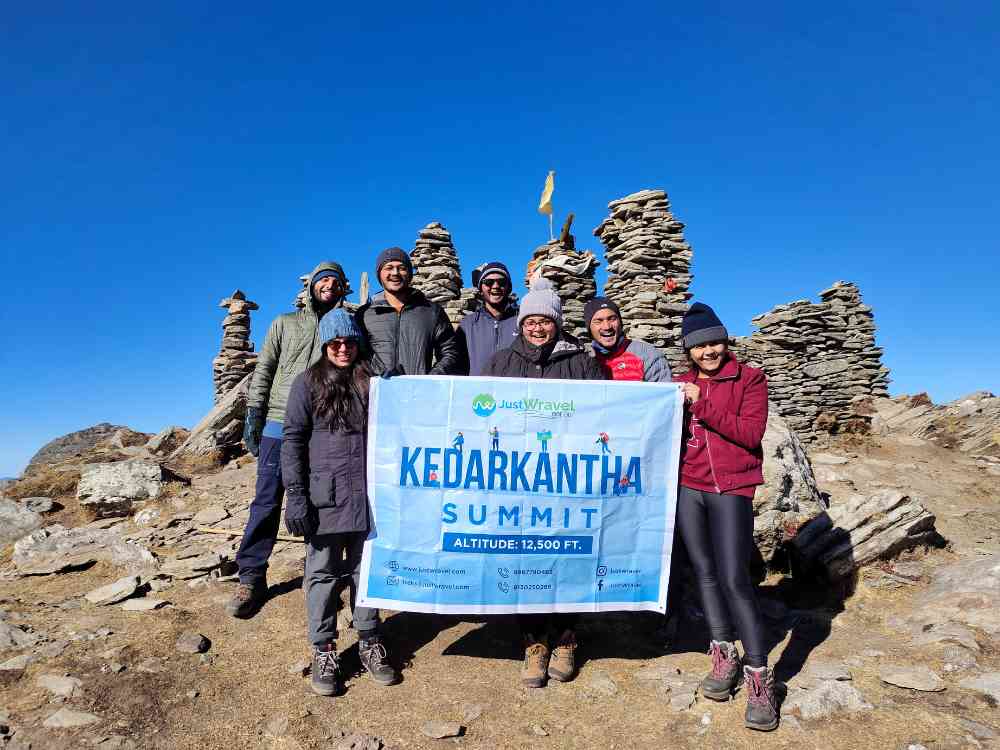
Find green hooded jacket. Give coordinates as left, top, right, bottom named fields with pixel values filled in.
left=247, top=261, right=346, bottom=424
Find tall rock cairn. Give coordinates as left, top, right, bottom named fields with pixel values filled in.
left=593, top=189, right=693, bottom=369
left=213, top=290, right=258, bottom=404
left=409, top=222, right=470, bottom=327
left=524, top=230, right=599, bottom=341
left=734, top=281, right=890, bottom=439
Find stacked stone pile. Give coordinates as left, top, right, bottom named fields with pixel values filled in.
left=213, top=291, right=258, bottom=404
left=593, top=189, right=694, bottom=369
left=443, top=287, right=479, bottom=328
left=524, top=239, right=599, bottom=341
left=734, top=281, right=890, bottom=439
left=410, top=222, right=463, bottom=304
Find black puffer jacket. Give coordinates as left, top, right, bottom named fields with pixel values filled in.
left=280, top=371, right=369, bottom=535
left=483, top=332, right=609, bottom=381
left=356, top=289, right=461, bottom=376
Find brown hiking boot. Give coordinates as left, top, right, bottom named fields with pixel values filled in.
left=744, top=665, right=779, bottom=731
left=521, top=638, right=550, bottom=688
left=547, top=629, right=577, bottom=682
left=701, top=640, right=742, bottom=700
left=224, top=580, right=266, bottom=619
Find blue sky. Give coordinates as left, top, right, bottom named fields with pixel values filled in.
left=2, top=3, right=998, bottom=477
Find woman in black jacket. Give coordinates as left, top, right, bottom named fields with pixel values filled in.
left=281, top=309, right=398, bottom=697
left=482, top=278, right=608, bottom=688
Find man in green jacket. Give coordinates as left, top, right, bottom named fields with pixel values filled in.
left=225, top=261, right=347, bottom=618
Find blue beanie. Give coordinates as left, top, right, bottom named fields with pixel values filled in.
left=318, top=309, right=363, bottom=345
left=375, top=247, right=413, bottom=279
left=682, top=303, right=728, bottom=349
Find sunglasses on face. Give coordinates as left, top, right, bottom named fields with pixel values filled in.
left=327, top=339, right=358, bottom=350
left=481, top=278, right=508, bottom=288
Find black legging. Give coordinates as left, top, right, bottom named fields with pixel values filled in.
left=675, top=486, right=768, bottom=667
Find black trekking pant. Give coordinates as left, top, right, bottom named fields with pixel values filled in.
left=675, top=486, right=768, bottom=667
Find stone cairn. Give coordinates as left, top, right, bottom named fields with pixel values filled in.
left=409, top=222, right=476, bottom=327
left=732, top=281, right=890, bottom=439
left=524, top=222, right=599, bottom=341
left=593, top=189, right=693, bottom=370
left=213, top=290, right=258, bottom=404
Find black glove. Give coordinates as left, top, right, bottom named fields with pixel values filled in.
left=243, top=406, right=265, bottom=457
left=284, top=497, right=316, bottom=538
left=381, top=364, right=405, bottom=379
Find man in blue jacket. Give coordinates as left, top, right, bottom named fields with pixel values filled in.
left=456, top=262, right=519, bottom=376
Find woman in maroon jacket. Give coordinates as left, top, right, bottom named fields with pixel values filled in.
left=674, top=303, right=778, bottom=732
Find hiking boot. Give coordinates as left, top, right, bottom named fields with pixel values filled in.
left=224, top=580, right=266, bottom=618
left=359, top=635, right=399, bottom=686
left=700, top=640, right=742, bottom=700
left=521, top=638, right=550, bottom=688
left=310, top=643, right=341, bottom=696
left=743, top=665, right=779, bottom=731
left=547, top=629, right=577, bottom=682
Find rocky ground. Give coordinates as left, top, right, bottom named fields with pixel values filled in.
left=1, top=395, right=999, bottom=750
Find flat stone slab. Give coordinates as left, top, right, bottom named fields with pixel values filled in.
left=421, top=721, right=463, bottom=739
left=880, top=664, right=946, bottom=692
left=121, top=598, right=169, bottom=612
left=36, top=673, right=83, bottom=698
left=783, top=681, right=873, bottom=720
left=85, top=575, right=140, bottom=606
left=43, top=707, right=102, bottom=728
left=959, top=673, right=1000, bottom=702
left=175, top=631, right=210, bottom=654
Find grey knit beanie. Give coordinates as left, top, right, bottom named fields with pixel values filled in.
left=375, top=246, right=413, bottom=279
left=517, top=277, right=562, bottom=328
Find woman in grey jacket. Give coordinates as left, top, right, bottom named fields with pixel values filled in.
left=281, top=309, right=399, bottom=697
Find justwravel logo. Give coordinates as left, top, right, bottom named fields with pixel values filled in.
left=472, top=393, right=496, bottom=417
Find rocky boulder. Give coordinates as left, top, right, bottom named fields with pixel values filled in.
left=753, top=407, right=826, bottom=564
left=24, top=423, right=131, bottom=472
left=167, top=374, right=250, bottom=473
left=12, top=524, right=157, bottom=575
left=790, top=489, right=938, bottom=580
left=0, top=498, right=43, bottom=545
left=77, top=460, right=164, bottom=518
left=145, top=426, right=190, bottom=456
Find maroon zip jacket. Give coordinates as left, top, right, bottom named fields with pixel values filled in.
left=674, top=355, right=768, bottom=496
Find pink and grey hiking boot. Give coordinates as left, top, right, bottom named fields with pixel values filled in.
left=700, top=640, right=742, bottom=700
left=743, top=665, right=779, bottom=731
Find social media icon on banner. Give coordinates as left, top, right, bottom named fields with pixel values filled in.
left=596, top=565, right=608, bottom=577
left=388, top=560, right=399, bottom=571
left=386, top=576, right=398, bottom=586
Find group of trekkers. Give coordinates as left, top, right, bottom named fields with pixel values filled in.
left=228, top=246, right=779, bottom=732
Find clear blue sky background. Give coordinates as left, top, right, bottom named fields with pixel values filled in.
left=2, top=3, right=998, bottom=477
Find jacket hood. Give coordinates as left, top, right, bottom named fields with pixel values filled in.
left=510, top=331, right=582, bottom=362
left=306, top=261, right=347, bottom=313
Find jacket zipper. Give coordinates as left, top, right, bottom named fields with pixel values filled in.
left=493, top=318, right=500, bottom=353
left=699, top=378, right=723, bottom=493
left=393, top=307, right=401, bottom=371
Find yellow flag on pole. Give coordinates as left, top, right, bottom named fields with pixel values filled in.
left=537, top=170, right=555, bottom=215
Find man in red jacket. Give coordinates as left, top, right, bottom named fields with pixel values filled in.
left=585, top=297, right=672, bottom=382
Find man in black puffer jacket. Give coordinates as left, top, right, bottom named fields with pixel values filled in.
left=356, top=247, right=461, bottom=376
left=482, top=277, right=607, bottom=690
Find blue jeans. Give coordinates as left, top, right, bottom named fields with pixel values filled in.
left=236, top=436, right=285, bottom=584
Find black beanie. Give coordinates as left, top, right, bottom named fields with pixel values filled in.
left=375, top=247, right=413, bottom=279
left=472, top=261, right=512, bottom=288
left=584, top=297, right=622, bottom=331
left=682, top=302, right=728, bottom=349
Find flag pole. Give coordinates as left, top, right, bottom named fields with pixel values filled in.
left=548, top=213, right=554, bottom=242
